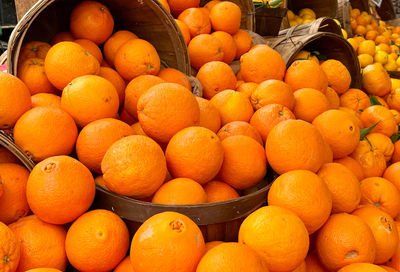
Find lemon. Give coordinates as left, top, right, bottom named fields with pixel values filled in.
left=303, top=19, right=314, bottom=24
left=374, top=50, right=389, bottom=65
left=391, top=78, right=400, bottom=91
left=302, top=14, right=315, bottom=20
left=294, top=50, right=311, bottom=60
left=334, top=19, right=341, bottom=26
left=289, top=20, right=298, bottom=27
left=396, top=56, right=400, bottom=67
left=358, top=54, right=374, bottom=68
left=299, top=8, right=316, bottom=19
left=296, top=16, right=303, bottom=25
left=384, top=56, right=397, bottom=71
left=347, top=38, right=359, bottom=52
left=287, top=10, right=295, bottom=21
left=342, top=29, right=348, bottom=39
left=358, top=40, right=376, bottom=56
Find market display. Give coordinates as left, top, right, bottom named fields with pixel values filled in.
left=2, top=0, right=400, bottom=271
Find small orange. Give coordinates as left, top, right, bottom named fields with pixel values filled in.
left=383, top=162, right=400, bottom=192
left=51, top=32, right=75, bottom=45
left=204, top=0, right=221, bottom=10
left=362, top=63, right=392, bottom=97
left=168, top=0, right=200, bottom=16
left=367, top=132, right=394, bottom=161
left=74, top=39, right=103, bottom=64
left=98, top=66, right=126, bottom=105
left=339, top=106, right=364, bottom=129
left=376, top=35, right=390, bottom=45
left=387, top=88, right=400, bottom=111
left=152, top=178, right=208, bottom=204
left=203, top=180, right=239, bottom=202
left=340, top=88, right=370, bottom=112
left=0, top=221, right=20, bottom=272
left=31, top=93, right=61, bottom=108
left=388, top=222, right=400, bottom=271
left=175, top=19, right=191, bottom=45
left=390, top=109, right=400, bottom=124
left=158, top=68, right=191, bottom=90
left=195, top=97, right=221, bottom=133
left=334, top=156, right=365, bottom=181
left=237, top=82, right=258, bottom=97
left=209, top=2, right=241, bottom=35
left=94, top=175, right=108, bottom=190
left=320, top=59, right=351, bottom=94
left=211, top=31, right=237, bottom=64
left=285, top=60, right=328, bottom=93
left=293, top=88, right=331, bottom=123
left=393, top=141, right=400, bottom=163
left=113, top=257, right=133, bottom=272
left=18, top=58, right=57, bottom=95
left=355, top=25, right=367, bottom=35
left=360, top=105, right=398, bottom=137
left=366, top=30, right=379, bottom=40
left=325, top=86, right=340, bottom=109
left=338, top=263, right=387, bottom=272
left=103, top=30, right=138, bottom=66
left=250, top=79, right=295, bottom=110
left=188, top=34, right=224, bottom=70
left=233, top=30, right=254, bottom=59
left=217, top=121, right=263, bottom=145
left=305, top=252, right=329, bottom=272
left=351, top=138, right=387, bottom=178
left=178, top=8, right=211, bottom=38
left=19, top=41, right=51, bottom=64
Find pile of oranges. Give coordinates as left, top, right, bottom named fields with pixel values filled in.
left=3, top=0, right=400, bottom=272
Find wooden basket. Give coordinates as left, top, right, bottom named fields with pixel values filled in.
left=376, top=0, right=396, bottom=20
left=200, top=0, right=255, bottom=31
left=350, top=0, right=371, bottom=12
left=337, top=0, right=354, bottom=37
left=265, top=32, right=362, bottom=89
left=7, top=0, right=190, bottom=76
left=279, top=17, right=343, bottom=37
left=286, top=0, right=338, bottom=18
left=0, top=130, right=35, bottom=171
left=255, top=7, right=288, bottom=36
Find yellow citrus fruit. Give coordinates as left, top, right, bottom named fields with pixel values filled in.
left=358, top=54, right=374, bottom=68
left=358, top=40, right=376, bottom=56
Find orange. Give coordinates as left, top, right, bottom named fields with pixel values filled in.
left=237, top=82, right=258, bottom=97
left=393, top=141, right=400, bottom=163
left=14, top=107, right=77, bottom=162
left=351, top=8, right=361, bottom=18
left=44, top=41, right=100, bottom=90
left=233, top=29, right=253, bottom=59
left=348, top=38, right=359, bottom=52
left=339, top=107, right=363, bottom=129
left=219, top=135, right=267, bottom=189
left=376, top=35, right=390, bottom=45
left=158, top=68, right=191, bottom=90
left=0, top=163, right=30, bottom=225
left=103, top=30, right=138, bottom=66
left=268, top=169, right=332, bottom=234
left=196, top=61, right=237, bottom=99
left=388, top=221, right=400, bottom=270
left=152, top=178, right=207, bottom=204
left=353, top=206, right=398, bottom=264
left=357, top=15, right=368, bottom=26
left=26, top=156, right=95, bottom=224
left=205, top=241, right=223, bottom=252
left=195, top=96, right=221, bottom=133
left=70, top=1, right=114, bottom=44
left=250, top=104, right=295, bottom=142
left=351, top=139, right=387, bottom=178
left=203, top=180, right=239, bottom=202
left=31, top=93, right=61, bottom=108
left=317, top=163, right=361, bottom=213
left=19, top=41, right=51, bottom=64
left=338, top=263, right=387, bottom=272
left=325, top=86, right=340, bottom=109
left=217, top=121, right=263, bottom=145
left=101, top=135, right=166, bottom=198
left=0, top=147, right=19, bottom=164
left=205, top=0, right=221, bottom=11
left=320, top=59, right=351, bottom=94
left=188, top=34, right=224, bottom=70
left=362, top=63, right=392, bottom=97
left=366, top=30, right=379, bottom=40
left=178, top=8, right=211, bottom=38
left=131, top=212, right=205, bottom=272
left=293, top=88, right=331, bottom=123
left=359, top=177, right=400, bottom=219
left=124, top=75, right=165, bottom=119
left=380, top=265, right=398, bottom=272
left=168, top=0, right=200, bottom=16
left=358, top=40, right=376, bottom=55
left=266, top=119, right=325, bottom=174
left=250, top=79, right=295, bottom=110
left=367, top=132, right=394, bottom=161
left=74, top=39, right=103, bottom=63
left=360, top=105, right=398, bottom=137
left=334, top=156, right=365, bottom=181
left=114, top=257, right=133, bottom=272
left=94, top=175, right=108, bottom=190
left=51, top=32, right=75, bottom=45
left=9, top=215, right=67, bottom=272
left=390, top=109, right=400, bottom=124
left=240, top=45, right=286, bottom=83
left=158, top=0, right=170, bottom=12
left=322, top=138, right=334, bottom=164
left=355, top=25, right=367, bottom=35
left=316, top=213, right=376, bottom=271
left=313, top=109, right=360, bottom=159
left=377, top=96, right=389, bottom=108
left=119, top=107, right=136, bottom=125
left=0, top=221, right=20, bottom=272
left=340, top=88, right=370, bottom=112
left=383, top=162, right=400, bottom=192
left=65, top=209, right=129, bottom=272
left=61, top=75, right=119, bottom=127
left=196, top=242, right=268, bottom=272
left=305, top=253, right=328, bottom=272
left=285, top=60, right=328, bottom=93
left=166, top=126, right=224, bottom=185
left=18, top=58, right=57, bottom=95
left=98, top=66, right=126, bottom=104
left=137, top=83, right=200, bottom=143
left=114, top=39, right=161, bottom=81
left=175, top=19, right=191, bottom=45
left=0, top=72, right=31, bottom=129
left=76, top=118, right=135, bottom=173
left=209, top=2, right=241, bottom=35
left=211, top=31, right=237, bottom=64
left=239, top=206, right=309, bottom=272
left=387, top=88, right=400, bottom=111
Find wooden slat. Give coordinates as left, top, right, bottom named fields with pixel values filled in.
left=14, top=0, right=39, bottom=21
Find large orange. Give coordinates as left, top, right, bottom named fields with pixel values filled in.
left=209, top=2, right=241, bottom=35
left=0, top=222, right=20, bottom=272
left=152, top=178, right=208, bottom=204
left=250, top=79, right=294, bottom=110
left=210, top=89, right=253, bottom=125
left=25, top=269, right=62, bottom=272
left=353, top=206, right=398, bottom=264
left=393, top=141, right=400, bottom=163
left=61, top=75, right=119, bottom=127
left=359, top=177, right=400, bottom=219
left=74, top=39, right=103, bottom=63
left=65, top=209, right=129, bottom=272
left=175, top=19, right=191, bottom=45
left=165, top=126, right=223, bottom=184
left=195, top=96, right=221, bottom=133
left=101, top=135, right=166, bottom=198
left=338, top=263, right=387, bottom=272
left=168, top=0, right=200, bottom=16
left=18, top=58, right=57, bottom=95
left=44, top=41, right=100, bottom=90
left=334, top=156, right=365, bottom=181
left=211, top=31, right=237, bottom=64
left=293, top=88, right=331, bottom=123
left=76, top=118, right=135, bottom=173
left=9, top=215, right=67, bottom=272
left=178, top=7, right=210, bottom=37
left=31, top=93, right=61, bottom=108
left=203, top=180, right=239, bottom=202
left=340, top=106, right=364, bottom=129
left=98, top=67, right=126, bottom=104
left=26, top=156, right=95, bottom=224
left=265, top=120, right=325, bottom=174
left=13, top=107, right=78, bottom=162
left=137, top=83, right=200, bottom=143
left=233, top=30, right=253, bottom=59
left=131, top=212, right=205, bottom=272
left=70, top=1, right=114, bottom=44
left=313, top=109, right=360, bottom=159
left=340, top=88, right=370, bottom=112
left=196, top=242, right=268, bottom=272
left=19, top=41, right=51, bottom=63
left=360, top=105, right=398, bottom=137
left=0, top=72, right=31, bottom=129
left=387, top=88, right=400, bottom=112
left=196, top=61, right=237, bottom=99
left=317, top=163, right=361, bottom=213
left=237, top=82, right=258, bottom=97
left=285, top=60, right=328, bottom=93
left=205, top=241, right=224, bottom=252
left=388, top=222, right=400, bottom=270
left=218, top=135, right=267, bottom=189
left=158, top=68, right=191, bottom=90
left=0, top=163, right=30, bottom=224
left=320, top=59, right=351, bottom=94
left=383, top=162, right=400, bottom=192
left=103, top=30, right=138, bottom=66
left=362, top=63, right=392, bottom=96
left=316, top=213, right=376, bottom=271
left=238, top=206, right=309, bottom=272
left=114, top=39, right=161, bottom=81
left=240, top=45, right=286, bottom=83
left=268, top=170, right=332, bottom=234
left=188, top=34, right=224, bottom=70
left=367, top=132, right=394, bottom=161
left=217, top=121, right=263, bottom=145
left=351, top=139, right=387, bottom=178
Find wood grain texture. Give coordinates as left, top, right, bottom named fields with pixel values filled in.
left=14, top=0, right=39, bottom=21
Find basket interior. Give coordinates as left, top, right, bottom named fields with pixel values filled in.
left=287, top=0, right=338, bottom=18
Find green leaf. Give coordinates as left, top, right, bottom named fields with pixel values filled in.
left=359, top=109, right=364, bottom=112
left=392, top=40, right=396, bottom=45
left=360, top=122, right=380, bottom=140
left=269, top=0, right=283, bottom=8
left=311, top=51, right=327, bottom=61
left=391, top=133, right=400, bottom=143
left=370, top=95, right=382, bottom=106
